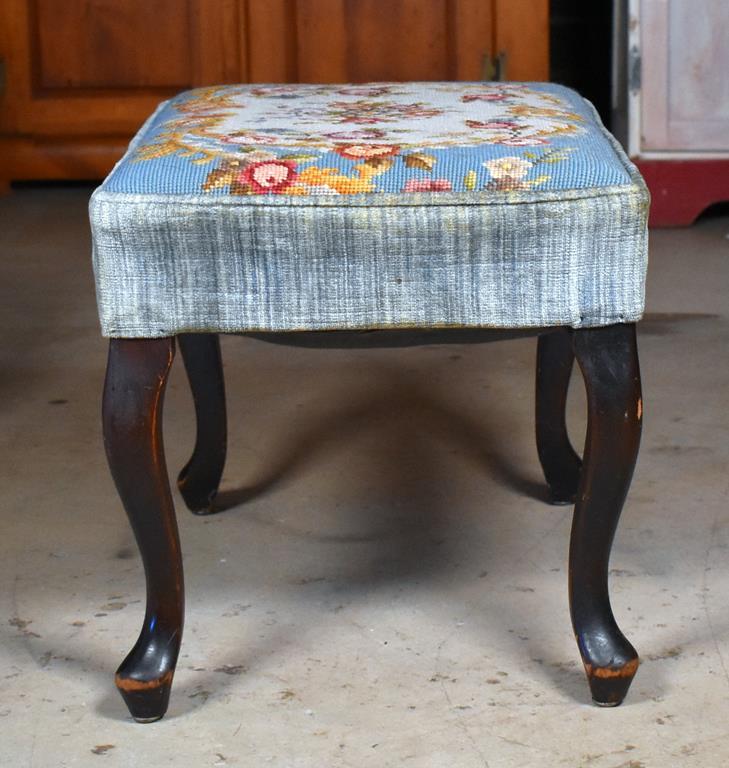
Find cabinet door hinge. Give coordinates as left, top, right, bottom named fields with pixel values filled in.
left=628, top=45, right=641, bottom=94
left=482, top=51, right=508, bottom=81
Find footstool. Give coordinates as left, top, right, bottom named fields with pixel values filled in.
left=90, top=82, right=649, bottom=722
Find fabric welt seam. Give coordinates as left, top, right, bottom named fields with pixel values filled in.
left=90, top=186, right=646, bottom=211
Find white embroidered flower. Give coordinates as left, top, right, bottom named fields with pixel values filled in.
left=242, top=150, right=278, bottom=164
left=483, top=156, right=533, bottom=180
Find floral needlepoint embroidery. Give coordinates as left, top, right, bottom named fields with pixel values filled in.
left=403, top=152, right=437, bottom=171
left=295, top=164, right=384, bottom=195
left=485, top=156, right=533, bottom=179
left=323, top=129, right=388, bottom=141
left=484, top=157, right=534, bottom=191
left=334, top=144, right=400, bottom=161
left=483, top=149, right=574, bottom=191
left=461, top=92, right=509, bottom=103
left=240, top=160, right=298, bottom=193
left=403, top=179, right=453, bottom=192
left=129, top=82, right=606, bottom=196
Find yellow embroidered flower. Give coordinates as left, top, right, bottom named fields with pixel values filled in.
left=509, top=105, right=583, bottom=122
left=296, top=163, right=382, bottom=194
left=483, top=157, right=533, bottom=181
left=334, top=144, right=400, bottom=160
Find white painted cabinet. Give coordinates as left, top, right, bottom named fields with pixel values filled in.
left=639, top=0, right=729, bottom=152
left=614, top=0, right=729, bottom=224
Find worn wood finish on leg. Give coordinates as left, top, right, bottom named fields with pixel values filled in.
left=535, top=329, right=583, bottom=504
left=177, top=333, right=227, bottom=514
left=102, top=337, right=182, bottom=722
left=570, top=323, right=642, bottom=706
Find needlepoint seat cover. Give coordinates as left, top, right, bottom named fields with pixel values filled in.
left=90, top=82, right=649, bottom=338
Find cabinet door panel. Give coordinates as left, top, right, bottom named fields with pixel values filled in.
left=641, top=0, right=729, bottom=151
left=34, top=0, right=192, bottom=90
left=0, top=0, right=241, bottom=136
left=245, top=0, right=548, bottom=84
left=296, top=0, right=454, bottom=82
left=493, top=0, right=550, bottom=81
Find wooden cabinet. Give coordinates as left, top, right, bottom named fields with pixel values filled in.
left=0, top=0, right=549, bottom=184
left=244, top=0, right=548, bottom=84
left=0, top=0, right=241, bottom=184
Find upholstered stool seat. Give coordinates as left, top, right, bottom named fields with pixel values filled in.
left=91, top=82, right=649, bottom=723
left=91, top=82, right=647, bottom=336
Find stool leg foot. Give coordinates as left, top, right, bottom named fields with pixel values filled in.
left=177, top=334, right=227, bottom=514
left=571, top=324, right=642, bottom=707
left=536, top=329, right=582, bottom=504
left=103, top=338, right=183, bottom=723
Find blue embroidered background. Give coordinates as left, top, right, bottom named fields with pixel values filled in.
left=102, top=82, right=632, bottom=197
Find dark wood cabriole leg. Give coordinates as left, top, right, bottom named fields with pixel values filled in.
left=570, top=323, right=642, bottom=706
left=535, top=329, right=582, bottom=504
left=103, top=337, right=182, bottom=723
left=177, top=333, right=227, bottom=514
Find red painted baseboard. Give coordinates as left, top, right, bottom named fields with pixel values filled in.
left=635, top=159, right=729, bottom=227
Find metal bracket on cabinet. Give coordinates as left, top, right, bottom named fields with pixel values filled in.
left=628, top=45, right=641, bottom=94
left=482, top=51, right=508, bottom=81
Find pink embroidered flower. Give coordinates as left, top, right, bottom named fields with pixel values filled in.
left=223, top=132, right=280, bottom=146
left=249, top=86, right=302, bottom=98
left=238, top=150, right=278, bottom=165
left=323, top=129, right=387, bottom=140
left=399, top=104, right=443, bottom=119
left=335, top=144, right=400, bottom=160
left=466, top=120, right=519, bottom=130
left=403, top=179, right=453, bottom=193
left=498, top=137, right=549, bottom=146
left=239, top=160, right=297, bottom=193
left=337, top=86, right=394, bottom=97
left=462, top=93, right=509, bottom=102
left=328, top=100, right=443, bottom=125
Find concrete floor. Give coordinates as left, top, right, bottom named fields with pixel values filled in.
left=1, top=186, right=728, bottom=767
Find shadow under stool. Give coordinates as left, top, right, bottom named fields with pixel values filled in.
left=90, top=81, right=649, bottom=722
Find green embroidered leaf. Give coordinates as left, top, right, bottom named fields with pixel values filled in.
left=279, top=153, right=319, bottom=162
left=535, top=148, right=575, bottom=164
left=463, top=170, right=477, bottom=190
